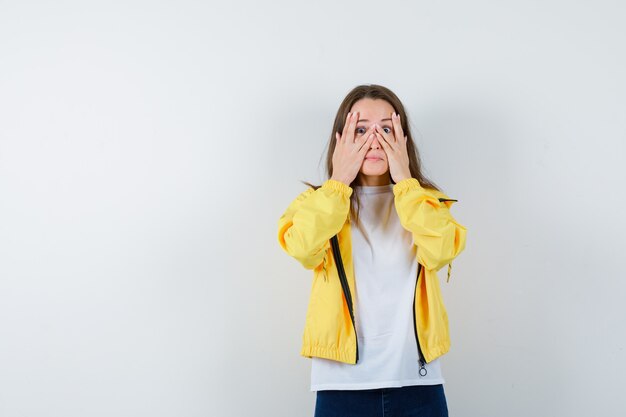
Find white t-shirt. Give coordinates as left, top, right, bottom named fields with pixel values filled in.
left=310, top=183, right=444, bottom=391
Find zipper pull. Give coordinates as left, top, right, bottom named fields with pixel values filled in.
left=418, top=359, right=428, bottom=376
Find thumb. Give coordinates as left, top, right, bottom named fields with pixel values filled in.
left=359, top=134, right=375, bottom=155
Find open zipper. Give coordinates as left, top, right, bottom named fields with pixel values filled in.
left=413, top=196, right=457, bottom=369
left=330, top=235, right=359, bottom=363
left=330, top=236, right=430, bottom=372
left=413, top=262, right=428, bottom=376
left=326, top=198, right=454, bottom=368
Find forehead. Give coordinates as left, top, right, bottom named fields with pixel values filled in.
left=349, top=98, right=395, bottom=119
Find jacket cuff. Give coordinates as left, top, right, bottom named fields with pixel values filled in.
left=392, top=177, right=423, bottom=196
left=322, top=179, right=353, bottom=198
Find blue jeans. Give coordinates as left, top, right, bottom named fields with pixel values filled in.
left=314, top=384, right=448, bottom=417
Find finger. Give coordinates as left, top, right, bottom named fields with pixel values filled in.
left=345, top=111, right=360, bottom=144
left=375, top=130, right=392, bottom=148
left=375, top=131, right=391, bottom=151
left=392, top=112, right=404, bottom=142
left=336, top=131, right=341, bottom=144
left=374, top=124, right=395, bottom=146
left=356, top=124, right=376, bottom=146
left=340, top=112, right=350, bottom=141
left=359, top=132, right=376, bottom=153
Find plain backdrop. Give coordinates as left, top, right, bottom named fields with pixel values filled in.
left=1, top=1, right=625, bottom=416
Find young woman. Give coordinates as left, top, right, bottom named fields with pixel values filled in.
left=277, top=84, right=467, bottom=417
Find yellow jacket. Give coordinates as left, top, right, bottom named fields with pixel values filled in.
left=277, top=177, right=467, bottom=368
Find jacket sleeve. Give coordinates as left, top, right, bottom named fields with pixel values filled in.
left=277, top=179, right=353, bottom=270
left=393, top=177, right=467, bottom=273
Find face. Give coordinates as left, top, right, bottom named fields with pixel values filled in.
left=349, top=98, right=396, bottom=186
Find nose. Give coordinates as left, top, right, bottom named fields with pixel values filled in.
left=370, top=132, right=381, bottom=149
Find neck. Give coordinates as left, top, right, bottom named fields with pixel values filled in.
left=354, top=173, right=391, bottom=186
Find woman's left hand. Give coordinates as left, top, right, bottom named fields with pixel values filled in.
left=374, top=112, right=412, bottom=182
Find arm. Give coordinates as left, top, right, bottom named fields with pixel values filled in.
left=277, top=179, right=353, bottom=270
left=393, top=178, right=467, bottom=273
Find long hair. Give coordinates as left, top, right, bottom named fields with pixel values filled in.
left=301, top=84, right=441, bottom=228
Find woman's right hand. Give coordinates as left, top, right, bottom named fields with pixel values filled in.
left=330, top=111, right=376, bottom=185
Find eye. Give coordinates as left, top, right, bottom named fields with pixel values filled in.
left=383, top=126, right=392, bottom=134
left=355, top=126, right=367, bottom=135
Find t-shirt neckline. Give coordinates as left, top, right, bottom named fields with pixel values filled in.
left=353, top=183, right=394, bottom=194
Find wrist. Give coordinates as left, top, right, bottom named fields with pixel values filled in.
left=394, top=174, right=412, bottom=182
left=330, top=176, right=351, bottom=186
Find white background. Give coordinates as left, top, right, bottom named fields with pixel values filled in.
left=1, top=1, right=624, bottom=416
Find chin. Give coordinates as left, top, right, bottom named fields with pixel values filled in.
left=360, top=166, right=389, bottom=176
